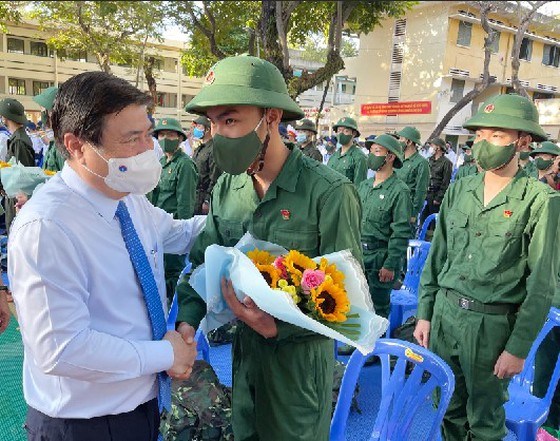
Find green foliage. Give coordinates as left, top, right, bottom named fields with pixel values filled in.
left=28, top=1, right=167, bottom=71
left=0, top=1, right=25, bottom=32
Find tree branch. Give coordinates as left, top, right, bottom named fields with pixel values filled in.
left=188, top=3, right=226, bottom=59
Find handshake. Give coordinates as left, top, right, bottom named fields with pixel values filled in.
left=163, top=322, right=198, bottom=380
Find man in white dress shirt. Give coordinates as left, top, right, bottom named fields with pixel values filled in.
left=9, top=71, right=203, bottom=441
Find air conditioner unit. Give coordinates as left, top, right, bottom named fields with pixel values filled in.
left=449, top=68, right=470, bottom=77
left=505, top=78, right=530, bottom=88
left=479, top=73, right=497, bottom=81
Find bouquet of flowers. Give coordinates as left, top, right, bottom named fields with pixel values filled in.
left=0, top=159, right=55, bottom=198
left=190, top=233, right=388, bottom=354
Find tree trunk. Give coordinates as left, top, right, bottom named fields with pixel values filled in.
left=510, top=23, right=530, bottom=98
left=96, top=52, right=111, bottom=73
left=315, top=77, right=331, bottom=130
left=144, top=56, right=157, bottom=114
left=260, top=1, right=285, bottom=77
left=135, top=33, right=150, bottom=88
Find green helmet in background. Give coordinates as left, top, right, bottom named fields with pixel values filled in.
left=332, top=117, right=360, bottom=137
left=193, top=115, right=211, bottom=129
left=429, top=137, right=447, bottom=153
left=370, top=133, right=404, bottom=168
left=529, top=141, right=560, bottom=158
left=0, top=98, right=27, bottom=124
left=397, top=126, right=421, bottom=145
left=33, top=86, right=59, bottom=111
left=463, top=94, right=548, bottom=142
left=153, top=118, right=187, bottom=140
left=295, top=118, right=317, bottom=134
left=185, top=55, right=304, bottom=121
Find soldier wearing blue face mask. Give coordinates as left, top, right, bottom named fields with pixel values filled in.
left=190, top=115, right=222, bottom=215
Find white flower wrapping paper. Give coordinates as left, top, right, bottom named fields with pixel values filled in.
left=189, top=233, right=388, bottom=354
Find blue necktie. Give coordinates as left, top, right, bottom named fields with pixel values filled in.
left=115, top=201, right=171, bottom=420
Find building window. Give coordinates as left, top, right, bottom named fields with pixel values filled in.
left=8, top=78, right=26, bottom=95
left=181, top=94, right=194, bottom=108
left=457, top=21, right=472, bottom=47
left=533, top=91, right=554, bottom=100
left=341, top=83, right=347, bottom=93
left=33, top=81, right=51, bottom=96
left=30, top=41, right=49, bottom=57
left=489, top=30, right=500, bottom=53
left=7, top=37, right=24, bottom=54
left=153, top=58, right=163, bottom=71
left=59, top=49, right=88, bottom=62
left=157, top=92, right=178, bottom=108
left=450, top=78, right=465, bottom=103
left=519, top=38, right=532, bottom=61
left=543, top=44, right=560, bottom=67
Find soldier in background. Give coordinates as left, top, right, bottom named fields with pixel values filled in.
left=295, top=118, right=323, bottom=162
left=421, top=137, right=452, bottom=225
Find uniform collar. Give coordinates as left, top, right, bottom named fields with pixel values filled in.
left=373, top=172, right=397, bottom=189
left=466, top=168, right=528, bottom=209
left=60, top=163, right=120, bottom=222
left=162, top=149, right=184, bottom=166
left=270, top=147, right=302, bottom=193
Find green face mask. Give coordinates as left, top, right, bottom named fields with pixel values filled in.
left=463, top=154, right=473, bottom=163
left=367, top=154, right=386, bottom=171
left=160, top=138, right=180, bottom=154
left=337, top=132, right=353, bottom=146
left=472, top=139, right=517, bottom=171
left=213, top=115, right=265, bottom=175
left=519, top=151, right=531, bottom=161
left=40, top=110, right=48, bottom=127
left=535, top=157, right=554, bottom=171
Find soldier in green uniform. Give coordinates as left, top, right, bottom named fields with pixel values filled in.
left=191, top=115, right=222, bottom=215
left=0, top=98, right=35, bottom=231
left=327, top=117, right=367, bottom=185
left=414, top=94, right=560, bottom=441
left=519, top=141, right=539, bottom=179
left=33, top=86, right=65, bottom=172
left=530, top=141, right=560, bottom=189
left=454, top=137, right=479, bottom=181
left=295, top=118, right=323, bottom=162
left=395, top=126, right=430, bottom=225
left=149, top=117, right=199, bottom=302
left=421, top=137, right=453, bottom=225
left=175, top=55, right=363, bottom=441
left=358, top=133, right=411, bottom=319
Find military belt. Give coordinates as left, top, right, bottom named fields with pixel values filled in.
left=442, top=289, right=519, bottom=315
left=362, top=240, right=388, bottom=250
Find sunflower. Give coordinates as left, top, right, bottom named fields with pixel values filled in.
left=247, top=248, right=275, bottom=265
left=310, top=278, right=350, bottom=322
left=284, top=250, right=317, bottom=286
left=256, top=263, right=281, bottom=288
left=319, top=258, right=345, bottom=288
left=44, top=170, right=57, bottom=176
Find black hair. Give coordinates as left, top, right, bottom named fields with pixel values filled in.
left=51, top=71, right=152, bottom=158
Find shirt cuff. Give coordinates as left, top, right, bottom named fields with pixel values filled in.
left=130, top=340, right=174, bottom=375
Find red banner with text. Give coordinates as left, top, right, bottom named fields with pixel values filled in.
left=361, top=101, right=432, bottom=116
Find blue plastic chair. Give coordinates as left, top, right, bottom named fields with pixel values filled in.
left=417, top=213, right=438, bottom=240
left=505, top=307, right=560, bottom=440
left=331, top=339, right=455, bottom=441
left=388, top=240, right=431, bottom=337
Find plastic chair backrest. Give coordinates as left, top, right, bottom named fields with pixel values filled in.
left=331, top=339, right=455, bottom=441
left=417, top=213, right=438, bottom=240
left=401, top=240, right=431, bottom=294
left=510, top=307, right=560, bottom=405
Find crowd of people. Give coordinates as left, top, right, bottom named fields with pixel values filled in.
left=0, top=53, right=558, bottom=441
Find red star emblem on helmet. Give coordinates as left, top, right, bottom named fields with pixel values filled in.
left=205, top=70, right=215, bottom=85
left=483, top=104, right=495, bottom=113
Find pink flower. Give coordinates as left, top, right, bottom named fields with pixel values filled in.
left=274, top=256, right=288, bottom=279
left=301, top=269, right=326, bottom=293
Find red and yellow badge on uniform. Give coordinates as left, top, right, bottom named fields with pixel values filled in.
left=503, top=210, right=513, bottom=218
left=280, top=209, right=290, bottom=220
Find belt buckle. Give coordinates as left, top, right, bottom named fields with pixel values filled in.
left=362, top=243, right=368, bottom=250
left=459, top=298, right=470, bottom=310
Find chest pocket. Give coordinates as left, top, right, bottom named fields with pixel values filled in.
left=218, top=219, right=245, bottom=247
left=447, top=210, right=469, bottom=252
left=365, top=205, right=390, bottom=226
left=273, top=228, right=319, bottom=256
left=343, top=156, right=355, bottom=181
left=486, top=220, right=526, bottom=267
left=159, top=168, right=178, bottom=191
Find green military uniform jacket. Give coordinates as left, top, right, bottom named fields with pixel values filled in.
left=300, top=141, right=323, bottom=162
left=418, top=169, right=560, bottom=358
left=42, top=141, right=65, bottom=172
left=191, top=139, right=222, bottom=214
left=522, top=160, right=539, bottom=179
left=7, top=127, right=35, bottom=166
left=395, top=151, right=430, bottom=217
left=178, top=146, right=363, bottom=328
left=357, top=173, right=412, bottom=271
left=327, top=144, right=367, bottom=185
left=428, top=155, right=453, bottom=202
left=455, top=162, right=478, bottom=181
left=149, top=150, right=198, bottom=220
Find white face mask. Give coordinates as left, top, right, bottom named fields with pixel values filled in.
left=428, top=147, right=435, bottom=156
left=82, top=146, right=162, bottom=194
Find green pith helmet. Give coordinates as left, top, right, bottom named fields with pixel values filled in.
left=333, top=116, right=360, bottom=137
left=464, top=135, right=476, bottom=148
left=295, top=118, right=317, bottom=134
left=33, top=86, right=58, bottom=111
left=529, top=141, right=560, bottom=158
left=430, top=137, right=447, bottom=152
left=194, top=115, right=211, bottom=129
left=397, top=126, right=421, bottom=145
left=370, top=133, right=404, bottom=168
left=0, top=98, right=27, bottom=124
left=153, top=117, right=187, bottom=140
left=463, top=94, right=548, bottom=142
left=184, top=55, right=304, bottom=121
left=530, top=142, right=539, bottom=150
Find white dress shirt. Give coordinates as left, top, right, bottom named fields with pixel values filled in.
left=8, top=164, right=206, bottom=418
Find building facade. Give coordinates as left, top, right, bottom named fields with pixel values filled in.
left=341, top=1, right=560, bottom=144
